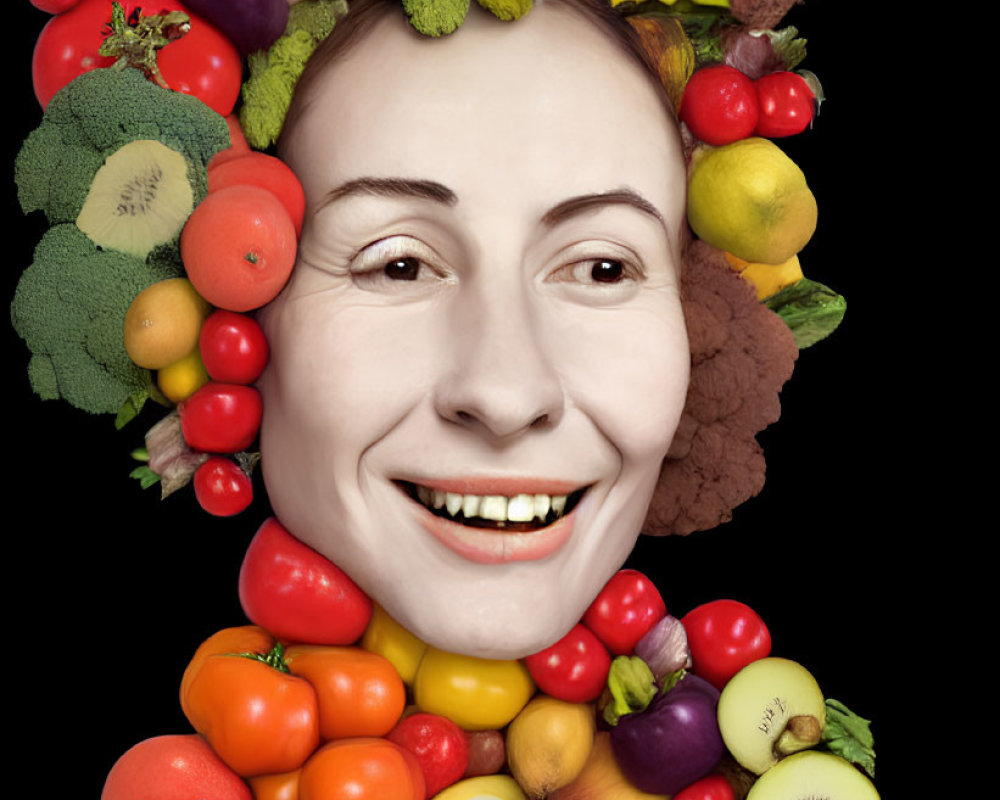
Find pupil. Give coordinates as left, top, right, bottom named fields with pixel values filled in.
left=385, top=257, right=420, bottom=281
left=591, top=259, right=623, bottom=283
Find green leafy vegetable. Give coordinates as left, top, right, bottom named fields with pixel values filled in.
left=403, top=0, right=471, bottom=36
left=476, top=0, right=533, bottom=21
left=763, top=278, right=846, bottom=348
left=821, top=697, right=876, bottom=778
left=603, top=655, right=658, bottom=726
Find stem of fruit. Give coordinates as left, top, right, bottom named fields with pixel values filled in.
left=602, top=655, right=658, bottom=726
left=774, top=714, right=822, bottom=756
left=235, top=641, right=291, bottom=673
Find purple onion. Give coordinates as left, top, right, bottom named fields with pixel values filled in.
left=610, top=672, right=724, bottom=795
left=182, top=0, right=289, bottom=55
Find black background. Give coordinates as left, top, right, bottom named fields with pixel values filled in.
left=6, top=2, right=911, bottom=796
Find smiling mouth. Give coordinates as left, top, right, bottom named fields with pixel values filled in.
left=397, top=481, right=586, bottom=532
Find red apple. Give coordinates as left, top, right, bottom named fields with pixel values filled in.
left=387, top=712, right=470, bottom=797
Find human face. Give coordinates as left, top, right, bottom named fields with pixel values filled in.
left=258, top=1, right=690, bottom=659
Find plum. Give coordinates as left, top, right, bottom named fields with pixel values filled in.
left=610, top=671, right=725, bottom=795
left=182, top=0, right=289, bottom=54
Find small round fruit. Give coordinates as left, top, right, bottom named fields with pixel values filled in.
left=102, top=734, right=252, bottom=800
left=681, top=599, right=772, bottom=690
left=754, top=72, right=815, bottom=138
left=523, top=623, right=611, bottom=703
left=179, top=382, right=263, bottom=453
left=181, top=185, right=297, bottom=312
left=746, top=751, right=879, bottom=800
left=158, top=348, right=211, bottom=403
left=674, top=774, right=735, bottom=800
left=299, top=738, right=424, bottom=800
left=208, top=152, right=306, bottom=236
left=387, top=712, right=470, bottom=797
left=200, top=309, right=270, bottom=384
left=680, top=64, right=759, bottom=146
left=194, top=456, right=253, bottom=516
left=124, top=278, right=211, bottom=370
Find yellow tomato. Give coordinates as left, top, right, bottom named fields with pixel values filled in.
left=361, top=604, right=429, bottom=686
left=157, top=348, right=210, bottom=403
left=413, top=647, right=535, bottom=730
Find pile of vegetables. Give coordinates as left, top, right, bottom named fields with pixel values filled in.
left=101, top=517, right=879, bottom=799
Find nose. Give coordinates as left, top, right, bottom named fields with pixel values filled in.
left=434, top=283, right=565, bottom=441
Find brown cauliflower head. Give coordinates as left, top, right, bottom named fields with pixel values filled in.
left=643, top=238, right=798, bottom=536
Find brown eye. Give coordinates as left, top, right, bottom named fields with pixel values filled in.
left=591, top=259, right=624, bottom=283
left=384, top=257, right=421, bottom=281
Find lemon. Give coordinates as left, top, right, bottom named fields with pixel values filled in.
left=157, top=348, right=210, bottom=403
left=124, top=277, right=211, bottom=370
left=725, top=252, right=804, bottom=300
left=688, top=137, right=817, bottom=266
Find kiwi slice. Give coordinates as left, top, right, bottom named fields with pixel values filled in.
left=746, top=751, right=880, bottom=799
left=76, top=139, right=194, bottom=258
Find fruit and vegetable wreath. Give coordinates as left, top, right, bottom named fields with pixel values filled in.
left=11, top=1, right=876, bottom=798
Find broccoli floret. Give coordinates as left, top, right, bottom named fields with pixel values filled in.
left=403, top=0, right=471, bottom=36
left=14, top=67, right=229, bottom=225
left=11, top=224, right=181, bottom=415
left=239, top=0, right=347, bottom=150
left=477, top=0, right=533, bottom=21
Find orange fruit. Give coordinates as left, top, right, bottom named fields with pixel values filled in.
left=208, top=152, right=306, bottom=237
left=124, top=278, right=211, bottom=370
left=181, top=184, right=297, bottom=312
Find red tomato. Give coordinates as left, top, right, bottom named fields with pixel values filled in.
left=179, top=382, right=263, bottom=453
left=582, top=569, right=666, bottom=655
left=239, top=517, right=374, bottom=645
left=387, top=712, right=470, bottom=797
left=31, top=0, right=241, bottom=114
left=299, top=739, right=425, bottom=800
left=754, top=71, right=815, bottom=138
left=200, top=309, right=270, bottom=385
left=194, top=455, right=253, bottom=516
left=673, top=774, right=736, bottom=800
left=30, top=0, right=82, bottom=13
left=102, top=734, right=252, bottom=800
left=523, top=623, right=611, bottom=703
left=679, top=64, right=759, bottom=146
left=680, top=599, right=771, bottom=690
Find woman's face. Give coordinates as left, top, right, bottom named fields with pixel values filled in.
left=259, top=1, right=690, bottom=659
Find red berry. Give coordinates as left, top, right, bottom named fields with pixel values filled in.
left=387, top=713, right=469, bottom=797
left=200, top=310, right=270, bottom=384
left=680, top=65, right=759, bottom=146
left=194, top=456, right=253, bottom=516
left=754, top=72, right=815, bottom=138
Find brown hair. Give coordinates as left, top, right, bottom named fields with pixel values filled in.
left=278, top=0, right=797, bottom=536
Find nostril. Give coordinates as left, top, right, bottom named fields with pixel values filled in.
left=530, top=413, right=550, bottom=428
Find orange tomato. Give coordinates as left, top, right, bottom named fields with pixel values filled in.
left=248, top=769, right=300, bottom=800
left=285, top=645, right=406, bottom=741
left=299, top=739, right=425, bottom=800
left=180, top=626, right=320, bottom=778
left=208, top=152, right=306, bottom=237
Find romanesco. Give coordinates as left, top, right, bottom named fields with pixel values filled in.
left=403, top=0, right=471, bottom=36
left=477, top=0, right=533, bottom=21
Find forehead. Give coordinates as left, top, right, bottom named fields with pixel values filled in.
left=283, top=2, right=682, bottom=224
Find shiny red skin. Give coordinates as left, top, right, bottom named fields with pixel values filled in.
left=200, top=309, right=270, bottom=385
left=387, top=712, right=470, bottom=798
left=582, top=569, right=667, bottom=655
left=102, top=734, right=252, bottom=800
left=179, top=382, right=263, bottom=453
left=679, top=64, right=759, bottom=146
left=673, top=774, right=736, bottom=800
left=681, top=599, right=771, bottom=690
left=754, top=71, right=815, bottom=138
left=31, top=0, right=241, bottom=114
left=523, top=623, right=611, bottom=702
left=193, top=456, right=253, bottom=516
left=30, top=0, right=82, bottom=13
left=239, top=517, right=374, bottom=646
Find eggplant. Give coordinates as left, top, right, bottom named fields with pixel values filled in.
left=182, top=0, right=289, bottom=55
left=609, top=671, right=725, bottom=795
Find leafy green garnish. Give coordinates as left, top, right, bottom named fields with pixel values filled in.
left=115, top=388, right=150, bottom=430
left=130, top=465, right=160, bottom=490
left=822, top=698, right=876, bottom=778
left=764, top=278, right=846, bottom=348
left=603, top=655, right=658, bottom=726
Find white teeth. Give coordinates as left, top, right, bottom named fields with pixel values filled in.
left=411, top=484, right=574, bottom=525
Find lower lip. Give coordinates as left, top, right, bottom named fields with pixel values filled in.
left=411, top=500, right=577, bottom=565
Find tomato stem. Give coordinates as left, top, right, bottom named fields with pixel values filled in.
left=236, top=641, right=291, bottom=673
left=99, top=1, right=191, bottom=90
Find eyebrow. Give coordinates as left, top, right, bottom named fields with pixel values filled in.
left=320, top=178, right=665, bottom=232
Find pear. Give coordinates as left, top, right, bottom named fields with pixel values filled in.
left=432, top=774, right=527, bottom=799
left=549, top=731, right=669, bottom=800
left=717, top=658, right=826, bottom=775
left=506, top=696, right=595, bottom=799
left=746, top=751, right=880, bottom=799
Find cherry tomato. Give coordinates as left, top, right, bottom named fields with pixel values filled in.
left=299, top=738, right=425, bottom=800
left=180, top=626, right=321, bottom=778
left=31, top=0, right=241, bottom=114
left=673, top=774, right=736, bottom=800
left=239, top=517, right=374, bottom=645
left=680, top=599, right=771, bottom=690
left=200, top=309, right=270, bottom=385
left=102, top=734, right=252, bottom=800
left=30, top=0, right=82, bottom=13
left=284, top=644, right=407, bottom=741
left=679, top=64, right=759, bottom=146
left=523, top=622, right=611, bottom=703
left=754, top=71, right=815, bottom=138
left=387, top=712, right=470, bottom=797
left=248, top=770, right=300, bottom=800
left=179, top=382, right=263, bottom=453
left=193, top=455, right=253, bottom=516
left=582, top=569, right=666, bottom=655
